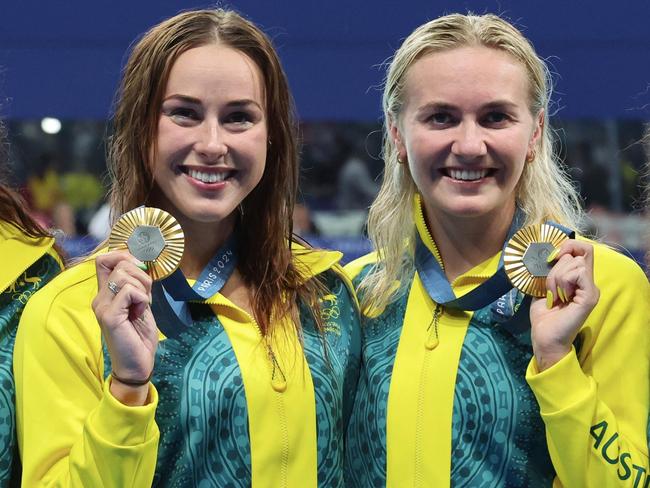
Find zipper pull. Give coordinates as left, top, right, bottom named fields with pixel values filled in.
left=268, top=347, right=287, bottom=393
left=272, top=378, right=287, bottom=393
left=425, top=304, right=442, bottom=350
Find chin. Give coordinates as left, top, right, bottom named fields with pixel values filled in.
left=442, top=202, right=499, bottom=219
left=447, top=209, right=488, bottom=219
left=179, top=206, right=237, bottom=226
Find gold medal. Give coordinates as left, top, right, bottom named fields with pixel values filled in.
left=503, top=223, right=568, bottom=297
left=108, top=207, right=184, bottom=280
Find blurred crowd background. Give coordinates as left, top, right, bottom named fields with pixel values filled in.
left=3, top=1, right=650, bottom=265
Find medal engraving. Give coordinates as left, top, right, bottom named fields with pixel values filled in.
left=504, top=223, right=569, bottom=297
left=109, top=207, right=184, bottom=281
left=127, top=225, right=166, bottom=262
left=522, top=242, right=555, bottom=277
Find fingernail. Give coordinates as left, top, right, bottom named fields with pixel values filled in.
left=557, top=286, right=565, bottom=303
left=562, top=287, right=570, bottom=302
left=136, top=261, right=148, bottom=271
left=546, top=291, right=553, bottom=309
left=546, top=248, right=560, bottom=263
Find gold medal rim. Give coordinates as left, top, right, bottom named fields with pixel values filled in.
left=108, top=207, right=184, bottom=281
left=503, top=223, right=568, bottom=297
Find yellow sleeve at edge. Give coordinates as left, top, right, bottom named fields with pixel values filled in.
left=526, top=244, right=650, bottom=487
left=343, top=252, right=378, bottom=282
left=14, top=263, right=160, bottom=488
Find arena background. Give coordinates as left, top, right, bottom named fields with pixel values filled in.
left=2, top=0, right=650, bottom=264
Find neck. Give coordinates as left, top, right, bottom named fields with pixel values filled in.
left=425, top=204, right=515, bottom=282
left=177, top=216, right=236, bottom=279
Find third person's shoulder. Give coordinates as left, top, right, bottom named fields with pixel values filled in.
left=343, top=251, right=379, bottom=284
left=20, top=251, right=105, bottom=329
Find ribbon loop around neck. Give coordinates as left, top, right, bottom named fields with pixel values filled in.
left=157, top=235, right=239, bottom=328
left=415, top=213, right=574, bottom=311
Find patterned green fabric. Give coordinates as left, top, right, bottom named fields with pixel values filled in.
left=345, top=267, right=555, bottom=487
left=0, top=253, right=60, bottom=488
left=104, top=270, right=360, bottom=487
left=344, top=305, right=405, bottom=486
left=451, top=297, right=553, bottom=486
left=344, top=267, right=409, bottom=487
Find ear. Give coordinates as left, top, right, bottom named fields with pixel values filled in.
left=528, top=109, right=544, bottom=154
left=388, top=116, right=407, bottom=162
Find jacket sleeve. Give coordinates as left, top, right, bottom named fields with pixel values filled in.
left=14, top=270, right=160, bottom=488
left=526, top=246, right=650, bottom=488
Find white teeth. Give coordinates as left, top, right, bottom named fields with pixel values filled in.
left=188, top=168, right=228, bottom=183
left=448, top=169, right=488, bottom=181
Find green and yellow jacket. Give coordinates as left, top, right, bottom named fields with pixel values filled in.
left=0, top=221, right=61, bottom=487
left=344, top=197, right=649, bottom=487
left=15, top=244, right=360, bottom=487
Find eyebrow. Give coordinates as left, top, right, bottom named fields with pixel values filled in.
left=226, top=99, right=263, bottom=110
left=416, top=99, right=519, bottom=114
left=482, top=100, right=519, bottom=110
left=162, top=94, right=263, bottom=110
left=416, top=102, right=454, bottom=114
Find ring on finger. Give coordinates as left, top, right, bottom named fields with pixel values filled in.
left=107, top=280, right=120, bottom=296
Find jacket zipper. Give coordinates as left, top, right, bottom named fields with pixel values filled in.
left=416, top=201, right=444, bottom=268
left=414, top=303, right=442, bottom=486
left=252, top=319, right=289, bottom=486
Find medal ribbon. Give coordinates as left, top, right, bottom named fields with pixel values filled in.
left=155, top=235, right=238, bottom=327
left=415, top=211, right=574, bottom=311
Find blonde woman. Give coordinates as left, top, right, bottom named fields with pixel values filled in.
left=344, top=13, right=649, bottom=487
left=15, top=9, right=360, bottom=487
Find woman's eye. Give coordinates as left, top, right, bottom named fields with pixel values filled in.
left=163, top=107, right=200, bottom=125
left=430, top=112, right=453, bottom=125
left=483, top=112, right=509, bottom=125
left=224, top=111, right=252, bottom=125
left=169, top=108, right=198, bottom=120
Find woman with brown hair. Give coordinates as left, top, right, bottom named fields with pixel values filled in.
left=14, top=9, right=360, bottom=487
left=0, top=121, right=62, bottom=486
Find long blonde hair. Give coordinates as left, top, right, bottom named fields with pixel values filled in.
left=359, top=13, right=584, bottom=312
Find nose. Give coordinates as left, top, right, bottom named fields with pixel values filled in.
left=451, top=121, right=487, bottom=160
left=195, top=121, right=227, bottom=160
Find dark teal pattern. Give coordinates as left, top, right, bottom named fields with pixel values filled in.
left=104, top=270, right=360, bottom=487
left=155, top=312, right=250, bottom=487
left=0, top=253, right=60, bottom=488
left=302, top=274, right=361, bottom=487
left=451, top=300, right=554, bottom=487
left=344, top=266, right=556, bottom=487
left=344, top=269, right=411, bottom=487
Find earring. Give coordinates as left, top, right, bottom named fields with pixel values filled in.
left=525, top=150, right=536, bottom=163
left=397, top=156, right=406, bottom=165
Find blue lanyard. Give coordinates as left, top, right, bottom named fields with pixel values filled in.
left=415, top=211, right=574, bottom=311
left=158, top=235, right=238, bottom=325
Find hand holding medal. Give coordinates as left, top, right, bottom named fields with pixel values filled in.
left=508, top=225, right=601, bottom=371
left=92, top=207, right=184, bottom=402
